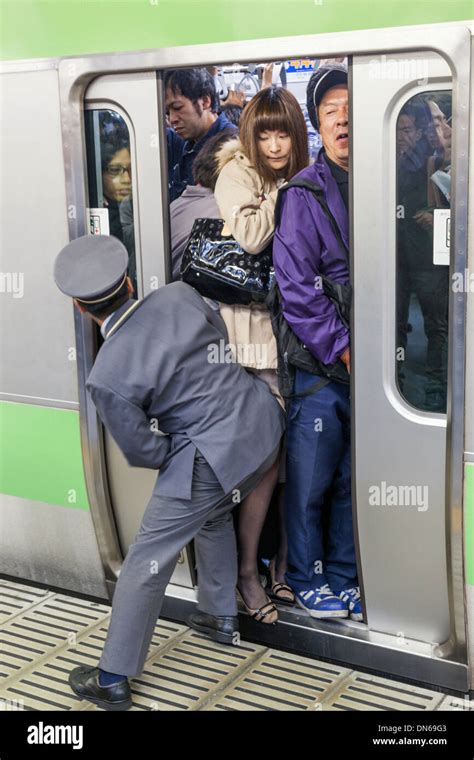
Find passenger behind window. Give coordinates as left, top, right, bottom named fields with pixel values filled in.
left=165, top=68, right=238, bottom=202
left=426, top=100, right=451, bottom=208
left=99, top=110, right=129, bottom=144
left=170, top=129, right=238, bottom=281
left=101, top=138, right=136, bottom=285
left=213, top=85, right=309, bottom=621
left=396, top=98, right=449, bottom=411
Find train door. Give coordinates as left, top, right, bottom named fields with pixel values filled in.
left=351, top=50, right=468, bottom=662
left=82, top=73, right=194, bottom=590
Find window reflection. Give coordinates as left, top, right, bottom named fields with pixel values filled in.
left=396, top=91, right=451, bottom=413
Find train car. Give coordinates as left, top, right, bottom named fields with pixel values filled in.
left=1, top=0, right=473, bottom=702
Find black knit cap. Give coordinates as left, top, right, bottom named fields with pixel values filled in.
left=306, top=63, right=348, bottom=132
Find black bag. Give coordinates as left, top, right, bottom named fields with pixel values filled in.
left=180, top=218, right=274, bottom=305
left=268, top=178, right=352, bottom=401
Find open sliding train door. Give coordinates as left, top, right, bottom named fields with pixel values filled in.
left=82, top=72, right=194, bottom=591
left=351, top=41, right=470, bottom=685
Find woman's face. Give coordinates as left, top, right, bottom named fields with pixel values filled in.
left=102, top=148, right=132, bottom=202
left=257, top=130, right=292, bottom=174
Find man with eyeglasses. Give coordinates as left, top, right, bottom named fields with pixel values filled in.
left=100, top=139, right=135, bottom=285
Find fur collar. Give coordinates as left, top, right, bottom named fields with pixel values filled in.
left=216, top=138, right=249, bottom=173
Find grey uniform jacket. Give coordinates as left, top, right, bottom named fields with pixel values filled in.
left=86, top=282, right=285, bottom=500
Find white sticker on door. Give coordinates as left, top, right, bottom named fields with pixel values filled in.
left=433, top=208, right=450, bottom=266
left=88, top=208, right=110, bottom=236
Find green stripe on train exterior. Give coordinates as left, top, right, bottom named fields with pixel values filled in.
left=0, top=0, right=473, bottom=61
left=0, top=401, right=89, bottom=511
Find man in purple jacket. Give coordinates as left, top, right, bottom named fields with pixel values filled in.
left=273, top=63, right=362, bottom=621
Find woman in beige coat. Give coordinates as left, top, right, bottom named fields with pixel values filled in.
left=214, top=86, right=308, bottom=622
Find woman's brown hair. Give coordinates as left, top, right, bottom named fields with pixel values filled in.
left=239, top=85, right=309, bottom=184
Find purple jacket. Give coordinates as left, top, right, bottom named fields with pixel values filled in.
left=273, top=150, right=350, bottom=366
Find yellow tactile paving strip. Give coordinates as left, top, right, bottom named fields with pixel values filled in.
left=0, top=579, right=468, bottom=711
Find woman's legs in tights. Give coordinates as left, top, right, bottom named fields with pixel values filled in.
left=272, top=483, right=289, bottom=585
left=237, top=454, right=280, bottom=608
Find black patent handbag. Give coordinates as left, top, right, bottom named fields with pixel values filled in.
left=180, top=218, right=275, bottom=305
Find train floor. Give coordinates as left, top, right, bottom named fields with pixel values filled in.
left=0, top=578, right=470, bottom=712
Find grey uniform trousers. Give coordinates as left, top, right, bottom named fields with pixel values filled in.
left=99, top=444, right=280, bottom=677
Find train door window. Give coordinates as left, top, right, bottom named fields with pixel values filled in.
left=395, top=90, right=452, bottom=413
left=84, top=108, right=138, bottom=294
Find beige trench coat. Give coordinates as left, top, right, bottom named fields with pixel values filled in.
left=214, top=139, right=285, bottom=371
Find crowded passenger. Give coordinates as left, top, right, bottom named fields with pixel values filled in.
left=426, top=99, right=451, bottom=207
left=273, top=63, right=363, bottom=621
left=165, top=68, right=237, bottom=201
left=218, top=102, right=244, bottom=127
left=100, top=137, right=136, bottom=286
left=170, top=129, right=237, bottom=280
left=396, top=97, right=449, bottom=411
left=213, top=85, right=309, bottom=621
left=101, top=138, right=132, bottom=240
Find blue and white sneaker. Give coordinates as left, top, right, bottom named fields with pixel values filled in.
left=339, top=587, right=363, bottom=621
left=296, top=585, right=348, bottom=619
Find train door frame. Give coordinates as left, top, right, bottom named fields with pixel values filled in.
left=57, top=22, right=472, bottom=693
left=82, top=76, right=196, bottom=590
left=351, top=56, right=463, bottom=661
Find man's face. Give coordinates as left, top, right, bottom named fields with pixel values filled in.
left=396, top=114, right=420, bottom=156
left=165, top=88, right=211, bottom=142
left=428, top=101, right=452, bottom=164
left=318, top=85, right=349, bottom=169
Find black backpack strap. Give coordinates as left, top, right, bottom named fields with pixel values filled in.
left=275, top=178, right=349, bottom=265
left=285, top=375, right=330, bottom=402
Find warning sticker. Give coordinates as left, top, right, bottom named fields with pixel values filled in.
left=88, top=208, right=110, bottom=236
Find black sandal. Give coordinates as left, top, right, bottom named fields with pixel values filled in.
left=237, top=588, right=278, bottom=624
left=269, top=558, right=295, bottom=604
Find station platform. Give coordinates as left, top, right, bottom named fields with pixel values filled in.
left=0, top=578, right=471, bottom=712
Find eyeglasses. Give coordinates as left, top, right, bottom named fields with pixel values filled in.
left=105, top=164, right=132, bottom=177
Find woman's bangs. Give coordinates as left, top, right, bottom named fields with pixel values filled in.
left=253, top=107, right=290, bottom=136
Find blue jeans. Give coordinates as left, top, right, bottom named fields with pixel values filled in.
left=285, top=370, right=358, bottom=595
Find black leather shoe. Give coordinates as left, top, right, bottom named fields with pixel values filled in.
left=69, top=666, right=132, bottom=711
left=187, top=612, right=239, bottom=645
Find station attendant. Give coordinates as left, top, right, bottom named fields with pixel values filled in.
left=53, top=235, right=284, bottom=710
